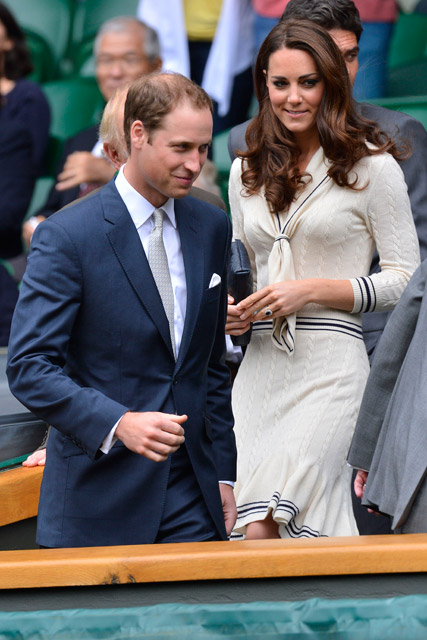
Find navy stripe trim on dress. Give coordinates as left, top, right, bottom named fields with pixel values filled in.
left=367, top=275, right=377, bottom=311
left=354, top=276, right=377, bottom=312
left=295, top=317, right=363, bottom=339
left=356, top=279, right=365, bottom=313
left=252, top=317, right=363, bottom=339
left=361, top=277, right=372, bottom=311
left=234, top=495, right=325, bottom=539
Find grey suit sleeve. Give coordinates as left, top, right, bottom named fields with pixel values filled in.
left=227, top=121, right=250, bottom=162
left=348, top=260, right=427, bottom=471
left=360, top=106, right=427, bottom=357
left=395, top=116, right=427, bottom=261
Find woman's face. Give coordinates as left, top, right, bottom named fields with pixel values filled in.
left=0, top=19, right=13, bottom=54
left=264, top=46, right=324, bottom=144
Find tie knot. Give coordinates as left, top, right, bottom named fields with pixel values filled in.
left=152, top=208, right=165, bottom=230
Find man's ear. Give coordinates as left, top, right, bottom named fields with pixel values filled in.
left=103, top=143, right=122, bottom=171
left=130, top=120, right=146, bottom=149
left=150, top=57, right=162, bottom=72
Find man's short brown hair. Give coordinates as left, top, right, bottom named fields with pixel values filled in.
left=124, top=72, right=213, bottom=153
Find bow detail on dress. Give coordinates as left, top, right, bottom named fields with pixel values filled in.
left=268, top=175, right=329, bottom=354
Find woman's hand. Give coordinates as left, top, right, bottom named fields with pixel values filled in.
left=237, top=280, right=312, bottom=321
left=236, top=278, right=354, bottom=321
left=226, top=295, right=252, bottom=335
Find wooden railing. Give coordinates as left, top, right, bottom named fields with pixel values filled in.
left=0, top=466, right=43, bottom=527
left=1, top=466, right=427, bottom=591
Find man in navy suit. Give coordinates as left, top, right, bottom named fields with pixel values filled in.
left=7, top=72, right=237, bottom=548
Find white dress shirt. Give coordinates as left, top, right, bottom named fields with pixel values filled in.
left=115, top=165, right=187, bottom=352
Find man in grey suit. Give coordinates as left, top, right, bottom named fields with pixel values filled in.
left=348, top=259, right=427, bottom=533
left=228, top=0, right=427, bottom=361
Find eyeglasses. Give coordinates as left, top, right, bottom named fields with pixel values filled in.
left=96, top=54, right=148, bottom=69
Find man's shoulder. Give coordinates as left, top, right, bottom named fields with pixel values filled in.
left=228, top=118, right=252, bottom=161
left=359, top=101, right=425, bottom=136
left=189, top=185, right=226, bottom=212
left=48, top=179, right=116, bottom=228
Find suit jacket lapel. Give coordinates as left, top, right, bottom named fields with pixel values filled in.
left=175, top=198, right=204, bottom=369
left=101, top=181, right=174, bottom=356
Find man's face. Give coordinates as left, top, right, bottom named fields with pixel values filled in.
left=125, top=102, right=212, bottom=207
left=328, top=29, right=359, bottom=87
left=96, top=26, right=160, bottom=100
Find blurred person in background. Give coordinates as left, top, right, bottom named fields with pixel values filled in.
left=0, top=1, right=50, bottom=344
left=22, top=17, right=161, bottom=247
left=252, top=1, right=426, bottom=99
left=138, top=0, right=254, bottom=139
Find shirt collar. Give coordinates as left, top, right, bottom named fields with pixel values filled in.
left=115, top=165, right=176, bottom=229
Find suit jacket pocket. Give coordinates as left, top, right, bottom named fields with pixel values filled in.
left=62, top=435, right=85, bottom=458
left=203, top=283, right=221, bottom=304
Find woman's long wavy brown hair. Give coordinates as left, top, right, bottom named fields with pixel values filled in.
left=241, top=20, right=406, bottom=214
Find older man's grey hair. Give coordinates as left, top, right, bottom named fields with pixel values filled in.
left=94, top=17, right=161, bottom=61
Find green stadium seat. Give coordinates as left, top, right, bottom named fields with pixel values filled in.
left=2, top=0, right=74, bottom=77
left=24, top=30, right=57, bottom=83
left=71, top=0, right=140, bottom=76
left=25, top=176, right=55, bottom=219
left=74, top=0, right=140, bottom=43
left=212, top=129, right=233, bottom=212
left=387, top=58, right=427, bottom=97
left=388, top=13, right=427, bottom=69
left=366, top=95, right=427, bottom=130
left=41, top=78, right=105, bottom=143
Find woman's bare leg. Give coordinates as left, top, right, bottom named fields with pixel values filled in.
left=245, top=511, right=280, bottom=539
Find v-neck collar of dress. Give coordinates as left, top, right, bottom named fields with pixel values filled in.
left=300, top=146, right=329, bottom=189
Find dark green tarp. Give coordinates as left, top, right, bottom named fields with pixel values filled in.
left=1, top=595, right=427, bottom=639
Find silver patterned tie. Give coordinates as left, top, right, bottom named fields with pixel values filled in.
left=148, top=208, right=176, bottom=359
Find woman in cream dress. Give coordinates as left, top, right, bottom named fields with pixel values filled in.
left=227, top=20, right=419, bottom=540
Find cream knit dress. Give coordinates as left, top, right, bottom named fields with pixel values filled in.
left=229, top=147, right=420, bottom=538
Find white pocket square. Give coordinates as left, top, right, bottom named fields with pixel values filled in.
left=209, top=273, right=221, bottom=288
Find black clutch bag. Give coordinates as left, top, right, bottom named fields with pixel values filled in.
left=228, top=239, right=253, bottom=346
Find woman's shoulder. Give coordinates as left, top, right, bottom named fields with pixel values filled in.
left=11, top=78, right=45, bottom=98
left=355, top=144, right=400, bottom=175
left=230, top=156, right=245, bottom=175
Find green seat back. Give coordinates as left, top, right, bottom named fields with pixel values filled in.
left=74, top=0, right=140, bottom=43
left=24, top=30, right=57, bottom=84
left=387, top=59, right=427, bottom=97
left=212, top=129, right=233, bottom=212
left=24, top=176, right=55, bottom=218
left=41, top=78, right=105, bottom=142
left=71, top=0, right=140, bottom=76
left=2, top=0, right=74, bottom=76
left=388, top=13, right=427, bottom=69
left=367, top=95, right=427, bottom=130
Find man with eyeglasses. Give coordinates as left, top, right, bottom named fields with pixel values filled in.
left=23, top=17, right=162, bottom=247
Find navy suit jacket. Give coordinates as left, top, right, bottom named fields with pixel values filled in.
left=7, top=179, right=236, bottom=548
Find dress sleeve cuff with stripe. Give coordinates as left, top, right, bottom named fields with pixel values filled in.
left=350, top=276, right=377, bottom=313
